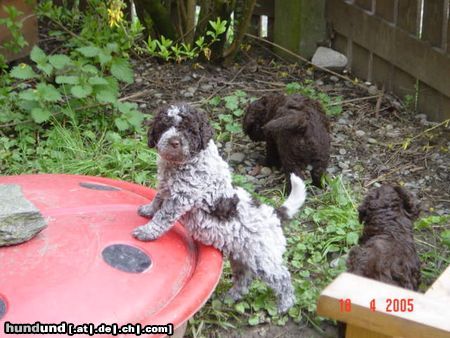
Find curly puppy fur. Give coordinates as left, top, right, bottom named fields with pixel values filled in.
left=133, top=103, right=307, bottom=313
left=243, top=94, right=330, bottom=188
left=338, top=184, right=421, bottom=338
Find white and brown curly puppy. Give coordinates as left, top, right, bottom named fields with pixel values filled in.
left=133, top=103, right=307, bottom=313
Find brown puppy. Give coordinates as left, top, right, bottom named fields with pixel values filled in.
left=243, top=93, right=330, bottom=188
left=339, top=184, right=422, bottom=337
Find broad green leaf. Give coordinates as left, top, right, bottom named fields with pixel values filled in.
left=19, top=89, right=38, bottom=101
left=30, top=46, right=47, bottom=64
left=96, top=90, right=117, bottom=103
left=114, top=117, right=129, bottom=131
left=55, top=75, right=79, bottom=85
left=36, top=63, right=53, bottom=76
left=88, top=76, right=109, bottom=85
left=110, top=58, right=133, bottom=84
left=48, top=54, right=72, bottom=69
left=31, top=107, right=51, bottom=123
left=76, top=46, right=101, bottom=57
left=208, top=96, right=221, bottom=106
left=10, top=64, right=38, bottom=79
left=98, top=50, right=112, bottom=65
left=248, top=315, right=259, bottom=326
left=124, top=110, right=144, bottom=128
left=232, top=108, right=244, bottom=117
left=82, top=64, right=98, bottom=74
left=224, top=95, right=239, bottom=110
left=441, top=230, right=450, bottom=248
left=71, top=84, right=93, bottom=98
left=36, top=83, right=62, bottom=102
left=225, top=123, right=241, bottom=133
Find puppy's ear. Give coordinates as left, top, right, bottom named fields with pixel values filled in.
left=262, top=113, right=307, bottom=135
left=394, top=186, right=420, bottom=220
left=198, top=110, right=214, bottom=149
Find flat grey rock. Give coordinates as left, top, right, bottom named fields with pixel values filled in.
left=0, top=184, right=47, bottom=246
left=311, top=47, right=348, bottom=70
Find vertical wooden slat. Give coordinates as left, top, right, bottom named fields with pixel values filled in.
left=333, top=32, right=348, bottom=56
left=447, top=0, right=450, bottom=53
left=372, top=55, right=393, bottom=91
left=351, top=42, right=370, bottom=79
left=418, top=83, right=450, bottom=121
left=422, top=0, right=445, bottom=48
left=392, top=66, right=417, bottom=100
left=375, top=0, right=395, bottom=22
left=355, top=0, right=373, bottom=11
left=397, top=0, right=419, bottom=34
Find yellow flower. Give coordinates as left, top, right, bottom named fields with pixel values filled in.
left=108, top=0, right=124, bottom=28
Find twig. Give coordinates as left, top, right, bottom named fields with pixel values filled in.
left=201, top=66, right=246, bottom=104
left=245, top=33, right=370, bottom=92
left=375, top=84, right=385, bottom=116
left=330, top=95, right=380, bottom=106
left=364, top=164, right=418, bottom=188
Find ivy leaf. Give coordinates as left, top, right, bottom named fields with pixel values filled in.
left=31, top=107, right=51, bottom=123
left=224, top=95, right=239, bottom=110
left=225, top=123, right=242, bottom=133
left=208, top=96, right=221, bottom=106
left=110, top=58, right=133, bottom=84
left=96, top=90, right=117, bottom=103
left=76, top=46, right=101, bottom=58
left=30, top=46, right=47, bottom=64
left=71, top=84, right=93, bottom=98
left=55, top=75, right=79, bottom=85
left=36, top=83, right=62, bottom=102
left=10, top=64, right=38, bottom=79
left=48, top=54, right=72, bottom=69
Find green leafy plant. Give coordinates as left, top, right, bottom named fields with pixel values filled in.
left=2, top=45, right=141, bottom=130
left=286, top=81, right=343, bottom=116
left=208, top=90, right=250, bottom=142
left=0, top=5, right=28, bottom=70
left=145, top=18, right=227, bottom=63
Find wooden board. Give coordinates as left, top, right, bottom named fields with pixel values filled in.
left=317, top=272, right=450, bottom=338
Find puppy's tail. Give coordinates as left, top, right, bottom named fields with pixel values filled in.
left=276, top=174, right=306, bottom=223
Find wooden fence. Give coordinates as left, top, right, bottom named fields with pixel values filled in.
left=326, top=0, right=450, bottom=121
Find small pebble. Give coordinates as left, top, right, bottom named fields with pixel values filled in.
left=355, top=130, right=366, bottom=137
left=229, top=152, right=245, bottom=163
left=367, top=138, right=377, bottom=144
left=330, top=76, right=339, bottom=82
left=339, top=149, right=347, bottom=155
left=259, top=167, right=272, bottom=177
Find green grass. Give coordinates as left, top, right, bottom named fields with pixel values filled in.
left=0, top=119, right=157, bottom=186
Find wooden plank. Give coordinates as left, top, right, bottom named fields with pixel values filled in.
left=0, top=0, right=38, bottom=62
left=372, top=54, right=393, bottom=91
left=317, top=272, right=450, bottom=338
left=397, top=0, right=419, bottom=35
left=355, top=0, right=373, bottom=11
left=352, top=42, right=370, bottom=80
left=333, top=32, right=348, bottom=56
left=254, top=0, right=274, bottom=17
left=418, top=82, right=450, bottom=121
left=447, top=0, right=450, bottom=53
left=327, top=0, right=450, bottom=105
left=375, top=0, right=395, bottom=22
left=392, top=66, right=417, bottom=100
left=425, top=265, right=450, bottom=299
left=422, top=0, right=445, bottom=48
left=346, top=325, right=391, bottom=338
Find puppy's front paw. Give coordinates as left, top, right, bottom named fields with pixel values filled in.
left=138, top=204, right=154, bottom=218
left=132, top=225, right=159, bottom=241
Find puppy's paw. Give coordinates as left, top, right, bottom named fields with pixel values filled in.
left=137, top=204, right=154, bottom=218
left=132, top=225, right=159, bottom=241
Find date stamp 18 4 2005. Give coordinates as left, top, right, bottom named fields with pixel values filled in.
left=339, top=298, right=415, bottom=313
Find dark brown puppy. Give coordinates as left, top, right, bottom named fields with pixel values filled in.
left=339, top=184, right=422, bottom=337
left=243, top=93, right=330, bottom=188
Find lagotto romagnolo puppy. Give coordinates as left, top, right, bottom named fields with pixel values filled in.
left=243, top=94, right=330, bottom=189
left=347, top=184, right=421, bottom=289
left=132, top=103, right=307, bottom=313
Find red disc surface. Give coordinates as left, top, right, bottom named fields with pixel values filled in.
left=0, top=174, right=223, bottom=337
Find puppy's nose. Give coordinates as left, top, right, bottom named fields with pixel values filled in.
left=169, top=138, right=180, bottom=148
